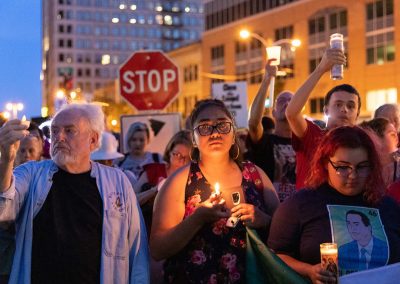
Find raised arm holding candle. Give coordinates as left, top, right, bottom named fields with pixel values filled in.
left=151, top=99, right=278, bottom=283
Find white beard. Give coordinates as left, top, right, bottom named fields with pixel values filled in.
left=51, top=151, right=77, bottom=167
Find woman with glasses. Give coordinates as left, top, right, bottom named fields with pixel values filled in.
left=268, top=126, right=400, bottom=283
left=151, top=99, right=279, bottom=283
left=134, top=130, right=192, bottom=228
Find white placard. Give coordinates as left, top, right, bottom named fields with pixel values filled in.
left=211, top=81, right=248, bottom=128
left=120, top=113, right=181, bottom=155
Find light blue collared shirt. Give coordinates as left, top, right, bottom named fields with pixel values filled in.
left=0, top=160, right=149, bottom=284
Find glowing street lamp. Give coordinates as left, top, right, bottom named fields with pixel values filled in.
left=6, top=102, right=24, bottom=119
left=239, top=29, right=301, bottom=108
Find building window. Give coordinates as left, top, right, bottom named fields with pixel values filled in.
left=59, top=53, right=65, bottom=62
left=235, top=38, right=263, bottom=85
left=58, top=25, right=64, bottom=33
left=308, top=8, right=348, bottom=73
left=365, top=0, right=394, bottom=65
left=184, top=65, right=199, bottom=83
left=366, top=88, right=397, bottom=112
left=275, top=25, right=295, bottom=79
left=310, top=98, right=325, bottom=114
left=211, top=45, right=225, bottom=83
left=205, top=0, right=294, bottom=30
left=67, top=39, right=73, bottom=48
left=58, top=39, right=64, bottom=47
left=57, top=10, right=64, bottom=20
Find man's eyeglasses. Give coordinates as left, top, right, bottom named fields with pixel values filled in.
left=171, top=151, right=189, bottom=162
left=328, top=160, right=371, bottom=177
left=194, top=121, right=232, bottom=136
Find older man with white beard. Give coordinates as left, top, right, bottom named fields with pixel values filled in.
left=0, top=104, right=149, bottom=284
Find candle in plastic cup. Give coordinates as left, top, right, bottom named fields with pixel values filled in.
left=21, top=115, right=31, bottom=128
left=320, top=243, right=338, bottom=277
left=266, top=46, right=281, bottom=66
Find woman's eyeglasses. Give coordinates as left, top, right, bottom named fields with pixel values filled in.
left=194, top=121, right=232, bottom=136
left=328, top=160, right=371, bottom=177
left=171, top=151, right=189, bottom=162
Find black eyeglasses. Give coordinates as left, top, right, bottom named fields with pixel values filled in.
left=194, top=121, right=232, bottom=136
left=328, top=160, right=371, bottom=177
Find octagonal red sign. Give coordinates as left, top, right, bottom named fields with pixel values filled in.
left=119, top=51, right=180, bottom=111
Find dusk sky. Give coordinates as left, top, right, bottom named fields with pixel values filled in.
left=0, top=1, right=41, bottom=119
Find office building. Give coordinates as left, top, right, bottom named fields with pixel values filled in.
left=41, top=0, right=204, bottom=114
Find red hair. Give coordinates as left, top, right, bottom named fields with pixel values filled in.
left=305, top=126, right=385, bottom=204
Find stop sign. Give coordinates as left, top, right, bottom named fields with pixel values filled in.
left=119, top=51, right=180, bottom=111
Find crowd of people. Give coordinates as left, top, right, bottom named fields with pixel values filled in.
left=1, top=47, right=400, bottom=284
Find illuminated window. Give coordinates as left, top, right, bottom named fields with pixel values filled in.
left=365, top=0, right=394, bottom=65
left=308, top=8, right=348, bottom=73
left=367, top=88, right=397, bottom=112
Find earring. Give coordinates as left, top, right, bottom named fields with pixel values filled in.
left=231, top=144, right=240, bottom=160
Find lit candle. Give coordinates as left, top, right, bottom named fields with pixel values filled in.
left=320, top=243, right=338, bottom=277
left=214, top=182, right=220, bottom=195
left=21, top=115, right=31, bottom=128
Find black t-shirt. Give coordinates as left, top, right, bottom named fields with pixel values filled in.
left=247, top=133, right=296, bottom=202
left=31, top=168, right=103, bottom=284
left=267, top=183, right=400, bottom=266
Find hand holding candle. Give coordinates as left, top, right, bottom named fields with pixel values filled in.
left=21, top=115, right=31, bottom=128
left=320, top=243, right=338, bottom=280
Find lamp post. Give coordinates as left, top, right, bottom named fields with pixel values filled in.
left=239, top=29, right=300, bottom=108
left=5, top=102, right=24, bottom=119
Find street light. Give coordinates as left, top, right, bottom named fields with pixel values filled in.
left=239, top=29, right=301, bottom=108
left=5, top=102, right=24, bottom=119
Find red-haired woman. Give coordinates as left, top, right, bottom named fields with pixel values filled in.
left=268, top=126, right=400, bottom=283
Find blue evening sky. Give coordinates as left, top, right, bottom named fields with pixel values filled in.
left=0, top=1, right=41, bottom=119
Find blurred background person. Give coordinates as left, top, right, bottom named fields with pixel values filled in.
left=114, top=121, right=163, bottom=179
left=151, top=99, right=278, bottom=283
left=41, top=125, right=51, bottom=159
left=90, top=131, right=124, bottom=166
left=374, top=103, right=400, bottom=133
left=247, top=60, right=296, bottom=202
left=360, top=118, right=400, bottom=185
left=268, top=126, right=400, bottom=282
left=135, top=130, right=192, bottom=232
left=14, top=135, right=43, bottom=167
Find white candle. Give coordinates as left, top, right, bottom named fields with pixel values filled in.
left=214, top=182, right=220, bottom=195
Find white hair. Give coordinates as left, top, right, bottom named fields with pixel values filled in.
left=53, top=103, right=105, bottom=149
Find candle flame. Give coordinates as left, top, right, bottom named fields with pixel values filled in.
left=214, top=182, right=220, bottom=195
left=20, top=115, right=30, bottom=128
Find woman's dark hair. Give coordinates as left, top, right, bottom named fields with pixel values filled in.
left=360, top=117, right=390, bottom=138
left=189, top=99, right=242, bottom=163
left=305, top=126, right=384, bottom=204
left=163, top=130, right=192, bottom=163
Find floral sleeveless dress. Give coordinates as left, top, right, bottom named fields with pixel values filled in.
left=163, top=161, right=267, bottom=283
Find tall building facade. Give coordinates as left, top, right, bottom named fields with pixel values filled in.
left=201, top=0, right=400, bottom=119
left=41, top=0, right=203, bottom=114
